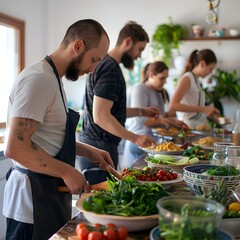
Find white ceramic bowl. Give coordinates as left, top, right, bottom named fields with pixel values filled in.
left=76, top=193, right=159, bottom=232
left=229, top=29, right=239, bottom=37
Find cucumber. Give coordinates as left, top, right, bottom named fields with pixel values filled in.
left=175, top=157, right=190, bottom=165
left=189, top=157, right=200, bottom=164
left=153, top=154, right=174, bottom=161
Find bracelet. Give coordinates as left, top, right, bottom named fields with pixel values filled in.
left=138, top=108, right=143, bottom=117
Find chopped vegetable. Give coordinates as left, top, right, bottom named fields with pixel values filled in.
left=182, top=146, right=213, bottom=160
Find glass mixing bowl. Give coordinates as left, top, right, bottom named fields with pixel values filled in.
left=157, top=196, right=225, bottom=240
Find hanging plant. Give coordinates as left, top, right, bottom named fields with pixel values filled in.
left=151, top=17, right=188, bottom=66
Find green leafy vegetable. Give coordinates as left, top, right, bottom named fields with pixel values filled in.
left=83, top=176, right=168, bottom=216
left=203, top=165, right=240, bottom=176
left=183, top=146, right=213, bottom=160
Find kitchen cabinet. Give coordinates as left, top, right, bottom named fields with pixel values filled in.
left=0, top=157, right=13, bottom=240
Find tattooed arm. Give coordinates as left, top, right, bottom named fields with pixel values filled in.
left=5, top=117, right=89, bottom=194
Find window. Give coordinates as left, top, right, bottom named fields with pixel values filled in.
left=0, top=13, right=25, bottom=124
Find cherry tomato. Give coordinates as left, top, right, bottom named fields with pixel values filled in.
left=159, top=169, right=166, bottom=176
left=88, top=231, right=103, bottom=240
left=103, top=228, right=117, bottom=240
left=116, top=227, right=128, bottom=240
left=165, top=173, right=173, bottom=180
left=76, top=223, right=87, bottom=230
left=162, top=176, right=168, bottom=181
left=173, top=172, right=178, bottom=179
left=157, top=173, right=162, bottom=180
left=94, top=223, right=102, bottom=229
left=106, top=223, right=116, bottom=229
left=76, top=227, right=90, bottom=240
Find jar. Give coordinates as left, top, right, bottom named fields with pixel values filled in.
left=225, top=146, right=240, bottom=169
left=211, top=142, right=235, bottom=166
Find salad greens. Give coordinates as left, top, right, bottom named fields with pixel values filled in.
left=83, top=176, right=168, bottom=216
left=203, top=165, right=240, bottom=176
left=183, top=146, right=213, bottom=160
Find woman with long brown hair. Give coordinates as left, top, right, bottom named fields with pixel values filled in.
left=169, top=49, right=220, bottom=129
left=121, top=61, right=186, bottom=169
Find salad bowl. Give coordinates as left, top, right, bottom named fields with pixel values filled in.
left=145, top=155, right=199, bottom=174
left=183, top=164, right=240, bottom=196
left=76, top=193, right=159, bottom=232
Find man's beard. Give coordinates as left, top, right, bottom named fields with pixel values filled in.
left=65, top=51, right=86, bottom=81
left=121, top=52, right=134, bottom=70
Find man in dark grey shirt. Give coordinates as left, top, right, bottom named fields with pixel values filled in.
left=78, top=21, right=160, bottom=184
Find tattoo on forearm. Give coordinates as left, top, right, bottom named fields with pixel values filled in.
left=31, top=141, right=38, bottom=151
left=15, top=119, right=35, bottom=141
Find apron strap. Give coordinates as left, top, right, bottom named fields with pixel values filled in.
left=44, top=55, right=68, bottom=113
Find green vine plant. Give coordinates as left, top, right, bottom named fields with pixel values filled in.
left=204, top=68, right=240, bottom=116
left=151, top=17, right=188, bottom=67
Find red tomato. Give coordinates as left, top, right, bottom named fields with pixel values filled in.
left=103, top=228, right=117, bottom=240
left=76, top=223, right=87, bottom=230
left=94, top=223, right=102, bottom=229
left=116, top=227, right=128, bottom=240
left=165, top=173, right=174, bottom=180
left=173, top=172, right=178, bottom=179
left=106, top=223, right=117, bottom=229
left=88, top=231, right=103, bottom=240
left=157, top=173, right=163, bottom=180
left=159, top=169, right=166, bottom=176
left=162, top=176, right=168, bottom=181
left=76, top=227, right=90, bottom=240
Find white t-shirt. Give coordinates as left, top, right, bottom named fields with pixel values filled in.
left=121, top=83, right=166, bottom=169
left=178, top=72, right=207, bottom=128
left=3, top=62, right=67, bottom=223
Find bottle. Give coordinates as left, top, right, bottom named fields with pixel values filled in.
left=232, top=104, right=240, bottom=146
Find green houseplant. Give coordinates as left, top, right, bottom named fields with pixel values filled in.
left=204, top=68, right=240, bottom=116
left=151, top=17, right=188, bottom=66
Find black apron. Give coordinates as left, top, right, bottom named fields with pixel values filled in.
left=7, top=55, right=79, bottom=240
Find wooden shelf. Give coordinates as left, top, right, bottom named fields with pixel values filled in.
left=183, top=36, right=240, bottom=41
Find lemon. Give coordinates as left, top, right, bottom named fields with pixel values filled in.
left=228, top=202, right=240, bottom=212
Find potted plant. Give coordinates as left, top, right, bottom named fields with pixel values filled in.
left=204, top=68, right=240, bottom=116
left=151, top=17, right=188, bottom=67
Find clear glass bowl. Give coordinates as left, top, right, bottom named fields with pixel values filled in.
left=157, top=196, right=225, bottom=240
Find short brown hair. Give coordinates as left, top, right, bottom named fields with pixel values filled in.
left=61, top=19, right=109, bottom=50
left=116, top=21, right=149, bottom=45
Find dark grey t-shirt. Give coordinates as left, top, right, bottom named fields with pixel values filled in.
left=80, top=54, right=126, bottom=144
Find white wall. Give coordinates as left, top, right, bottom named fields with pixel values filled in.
left=46, top=0, right=240, bottom=110
left=1, top=0, right=240, bottom=110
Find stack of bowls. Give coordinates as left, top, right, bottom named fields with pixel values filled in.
left=183, top=164, right=240, bottom=196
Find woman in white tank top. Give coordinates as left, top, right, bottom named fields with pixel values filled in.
left=169, top=49, right=220, bottom=129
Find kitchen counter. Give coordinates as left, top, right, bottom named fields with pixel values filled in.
left=50, top=154, right=240, bottom=240
left=50, top=180, right=193, bottom=240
